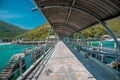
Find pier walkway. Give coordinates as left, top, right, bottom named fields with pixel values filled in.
left=18, top=41, right=120, bottom=80
left=24, top=41, right=96, bottom=80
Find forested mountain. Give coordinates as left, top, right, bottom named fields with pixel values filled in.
left=0, top=20, right=28, bottom=41
left=19, top=23, right=53, bottom=41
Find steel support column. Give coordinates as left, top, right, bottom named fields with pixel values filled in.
left=100, top=22, right=119, bottom=70
left=100, top=22, right=120, bottom=53
left=56, top=34, right=59, bottom=42
left=44, top=27, right=51, bottom=53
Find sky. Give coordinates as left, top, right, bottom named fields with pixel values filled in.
left=0, top=0, right=46, bottom=30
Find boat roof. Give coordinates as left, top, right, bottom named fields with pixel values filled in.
left=33, top=0, right=120, bottom=38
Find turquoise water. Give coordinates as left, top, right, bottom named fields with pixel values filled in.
left=91, top=41, right=120, bottom=48
left=0, top=44, right=35, bottom=69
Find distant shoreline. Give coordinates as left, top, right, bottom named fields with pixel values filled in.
left=0, top=42, right=11, bottom=45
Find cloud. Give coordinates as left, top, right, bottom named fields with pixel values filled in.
left=0, top=10, right=23, bottom=19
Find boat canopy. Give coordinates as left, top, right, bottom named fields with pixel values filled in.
left=33, top=0, right=120, bottom=38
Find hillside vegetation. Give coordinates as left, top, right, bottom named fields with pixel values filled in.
left=73, top=16, right=120, bottom=38
left=0, top=20, right=28, bottom=41
left=19, top=23, right=53, bottom=41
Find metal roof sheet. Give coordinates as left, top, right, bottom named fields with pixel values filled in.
left=33, top=0, right=120, bottom=38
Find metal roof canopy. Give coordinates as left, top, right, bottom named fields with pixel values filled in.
left=33, top=0, right=120, bottom=38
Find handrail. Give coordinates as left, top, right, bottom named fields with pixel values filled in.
left=0, top=41, right=57, bottom=71
left=17, top=45, right=55, bottom=80
left=69, top=39, right=120, bottom=65
left=0, top=41, right=57, bottom=80
left=64, top=38, right=120, bottom=80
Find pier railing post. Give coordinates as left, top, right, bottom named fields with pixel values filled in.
left=101, top=54, right=104, bottom=63
left=19, top=57, right=22, bottom=77
left=44, top=27, right=51, bottom=53
left=32, top=51, right=37, bottom=63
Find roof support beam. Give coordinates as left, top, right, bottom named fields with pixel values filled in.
left=53, top=26, right=75, bottom=33
left=40, top=5, right=120, bottom=54
left=54, top=29, right=72, bottom=35
left=51, top=22, right=77, bottom=31
left=31, top=7, right=38, bottom=12
left=65, top=0, right=76, bottom=24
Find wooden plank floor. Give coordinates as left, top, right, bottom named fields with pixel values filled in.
left=37, top=41, right=96, bottom=80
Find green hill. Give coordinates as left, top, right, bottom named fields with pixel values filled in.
left=19, top=23, right=52, bottom=41
left=0, top=20, right=28, bottom=41
left=74, top=16, right=120, bottom=38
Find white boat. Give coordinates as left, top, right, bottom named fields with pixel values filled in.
left=106, top=38, right=120, bottom=41
left=106, top=38, right=114, bottom=41
left=0, top=42, right=11, bottom=45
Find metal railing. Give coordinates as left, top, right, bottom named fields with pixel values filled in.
left=64, top=38, right=120, bottom=68
left=63, top=38, right=120, bottom=79
left=0, top=40, right=57, bottom=80
left=19, top=45, right=55, bottom=80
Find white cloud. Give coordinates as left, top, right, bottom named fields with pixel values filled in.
left=0, top=10, right=23, bottom=19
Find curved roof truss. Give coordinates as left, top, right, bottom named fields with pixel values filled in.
left=33, top=0, right=120, bottom=38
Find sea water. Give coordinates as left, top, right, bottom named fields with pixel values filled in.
left=0, top=44, right=35, bottom=70
left=91, top=41, right=120, bottom=63
left=91, top=41, right=120, bottom=48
